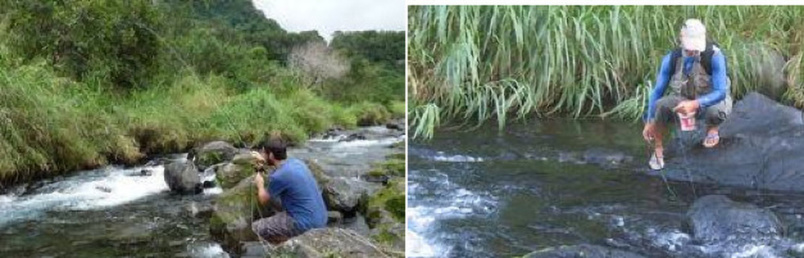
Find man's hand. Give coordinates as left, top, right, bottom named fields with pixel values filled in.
left=673, top=100, right=700, bottom=115
left=254, top=172, right=270, bottom=205
left=643, top=122, right=656, bottom=142
left=254, top=172, right=265, bottom=188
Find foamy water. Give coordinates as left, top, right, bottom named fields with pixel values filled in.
left=189, top=243, right=230, bottom=258
left=406, top=170, right=497, bottom=257
left=0, top=165, right=168, bottom=226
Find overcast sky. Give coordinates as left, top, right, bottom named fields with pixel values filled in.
left=253, top=0, right=405, bottom=42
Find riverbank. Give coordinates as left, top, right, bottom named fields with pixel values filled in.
left=0, top=63, right=404, bottom=188
left=0, top=0, right=404, bottom=188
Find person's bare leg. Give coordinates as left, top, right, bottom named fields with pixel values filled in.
left=653, top=123, right=666, bottom=158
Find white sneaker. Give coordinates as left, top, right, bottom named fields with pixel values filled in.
left=649, top=153, right=665, bottom=170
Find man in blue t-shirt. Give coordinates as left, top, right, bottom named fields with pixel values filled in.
left=250, top=139, right=327, bottom=244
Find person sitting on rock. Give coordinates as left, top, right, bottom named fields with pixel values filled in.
left=250, top=138, right=327, bottom=244
left=642, top=18, right=732, bottom=170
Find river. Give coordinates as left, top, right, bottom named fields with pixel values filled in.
left=0, top=126, right=403, bottom=257
left=407, top=119, right=804, bottom=258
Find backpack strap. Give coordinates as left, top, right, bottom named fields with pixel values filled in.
left=668, top=47, right=682, bottom=76
left=700, top=42, right=716, bottom=75
left=668, top=41, right=726, bottom=76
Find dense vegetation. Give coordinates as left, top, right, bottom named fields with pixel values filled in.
left=408, top=6, right=804, bottom=139
left=0, top=0, right=404, bottom=185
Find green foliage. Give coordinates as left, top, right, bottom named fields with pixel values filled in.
left=409, top=6, right=804, bottom=138
left=331, top=31, right=405, bottom=69
left=0, top=0, right=403, bottom=185
left=349, top=102, right=393, bottom=127
left=7, top=0, right=161, bottom=89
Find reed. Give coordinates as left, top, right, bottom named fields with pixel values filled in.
left=409, top=6, right=804, bottom=138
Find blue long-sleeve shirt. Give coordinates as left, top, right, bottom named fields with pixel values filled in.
left=644, top=51, right=728, bottom=122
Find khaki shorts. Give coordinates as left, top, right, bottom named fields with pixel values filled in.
left=652, top=95, right=732, bottom=127
left=251, top=212, right=304, bottom=243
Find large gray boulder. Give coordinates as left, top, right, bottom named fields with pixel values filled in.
left=268, top=228, right=390, bottom=258
left=209, top=176, right=278, bottom=253
left=653, top=92, right=804, bottom=192
left=215, top=153, right=260, bottom=190
left=192, top=141, right=239, bottom=171
left=164, top=161, right=202, bottom=194
left=686, top=195, right=783, bottom=243
left=323, top=177, right=380, bottom=214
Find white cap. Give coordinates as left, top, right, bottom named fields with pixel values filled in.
left=680, top=19, right=706, bottom=52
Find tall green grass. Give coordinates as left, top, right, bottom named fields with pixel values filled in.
left=408, top=6, right=804, bottom=138
left=0, top=61, right=396, bottom=184
left=0, top=7, right=403, bottom=186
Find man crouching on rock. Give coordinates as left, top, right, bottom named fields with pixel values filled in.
left=250, top=139, right=327, bottom=245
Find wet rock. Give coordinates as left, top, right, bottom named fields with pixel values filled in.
left=360, top=154, right=405, bottom=185
left=364, top=178, right=404, bottom=227
left=143, top=157, right=172, bottom=167
left=342, top=133, right=367, bottom=142
left=657, top=92, right=804, bottom=192
left=267, top=228, right=390, bottom=258
left=363, top=178, right=405, bottom=253
left=303, top=159, right=331, bottom=188
left=126, top=169, right=152, bottom=177
left=385, top=119, right=404, bottom=131
left=361, top=174, right=390, bottom=185
left=323, top=177, right=380, bottom=214
left=241, top=241, right=268, bottom=258
left=328, top=211, right=343, bottom=224
left=583, top=148, right=633, bottom=168
left=94, top=185, right=112, bottom=193
left=209, top=176, right=278, bottom=253
left=202, top=180, right=216, bottom=189
left=341, top=214, right=372, bottom=238
left=187, top=201, right=215, bottom=219
left=523, top=244, right=646, bottom=258
left=215, top=153, right=260, bottom=190
left=193, top=141, right=238, bottom=171
left=686, top=195, right=783, bottom=243
left=164, top=161, right=202, bottom=194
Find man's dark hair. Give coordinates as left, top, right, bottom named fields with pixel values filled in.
left=255, top=138, right=287, bottom=160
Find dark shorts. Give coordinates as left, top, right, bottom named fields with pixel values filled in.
left=251, top=212, right=304, bottom=243
left=653, top=95, right=732, bottom=127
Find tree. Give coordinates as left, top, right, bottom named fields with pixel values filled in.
left=288, top=42, right=349, bottom=89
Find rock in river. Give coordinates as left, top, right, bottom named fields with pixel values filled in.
left=686, top=195, right=783, bottom=243
left=164, top=161, right=202, bottom=194
left=655, top=92, right=804, bottom=192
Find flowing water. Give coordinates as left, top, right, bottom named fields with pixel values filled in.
left=0, top=127, right=403, bottom=257
left=407, top=119, right=804, bottom=258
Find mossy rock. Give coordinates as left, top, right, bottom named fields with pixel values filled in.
left=267, top=228, right=390, bottom=258
left=370, top=220, right=404, bottom=253
left=303, top=158, right=331, bottom=188
left=363, top=178, right=405, bottom=255
left=364, top=155, right=405, bottom=179
left=216, top=153, right=262, bottom=189
left=194, top=141, right=238, bottom=170
left=209, top=176, right=278, bottom=254
left=364, top=178, right=405, bottom=226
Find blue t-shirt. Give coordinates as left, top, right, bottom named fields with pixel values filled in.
left=267, top=158, right=327, bottom=231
